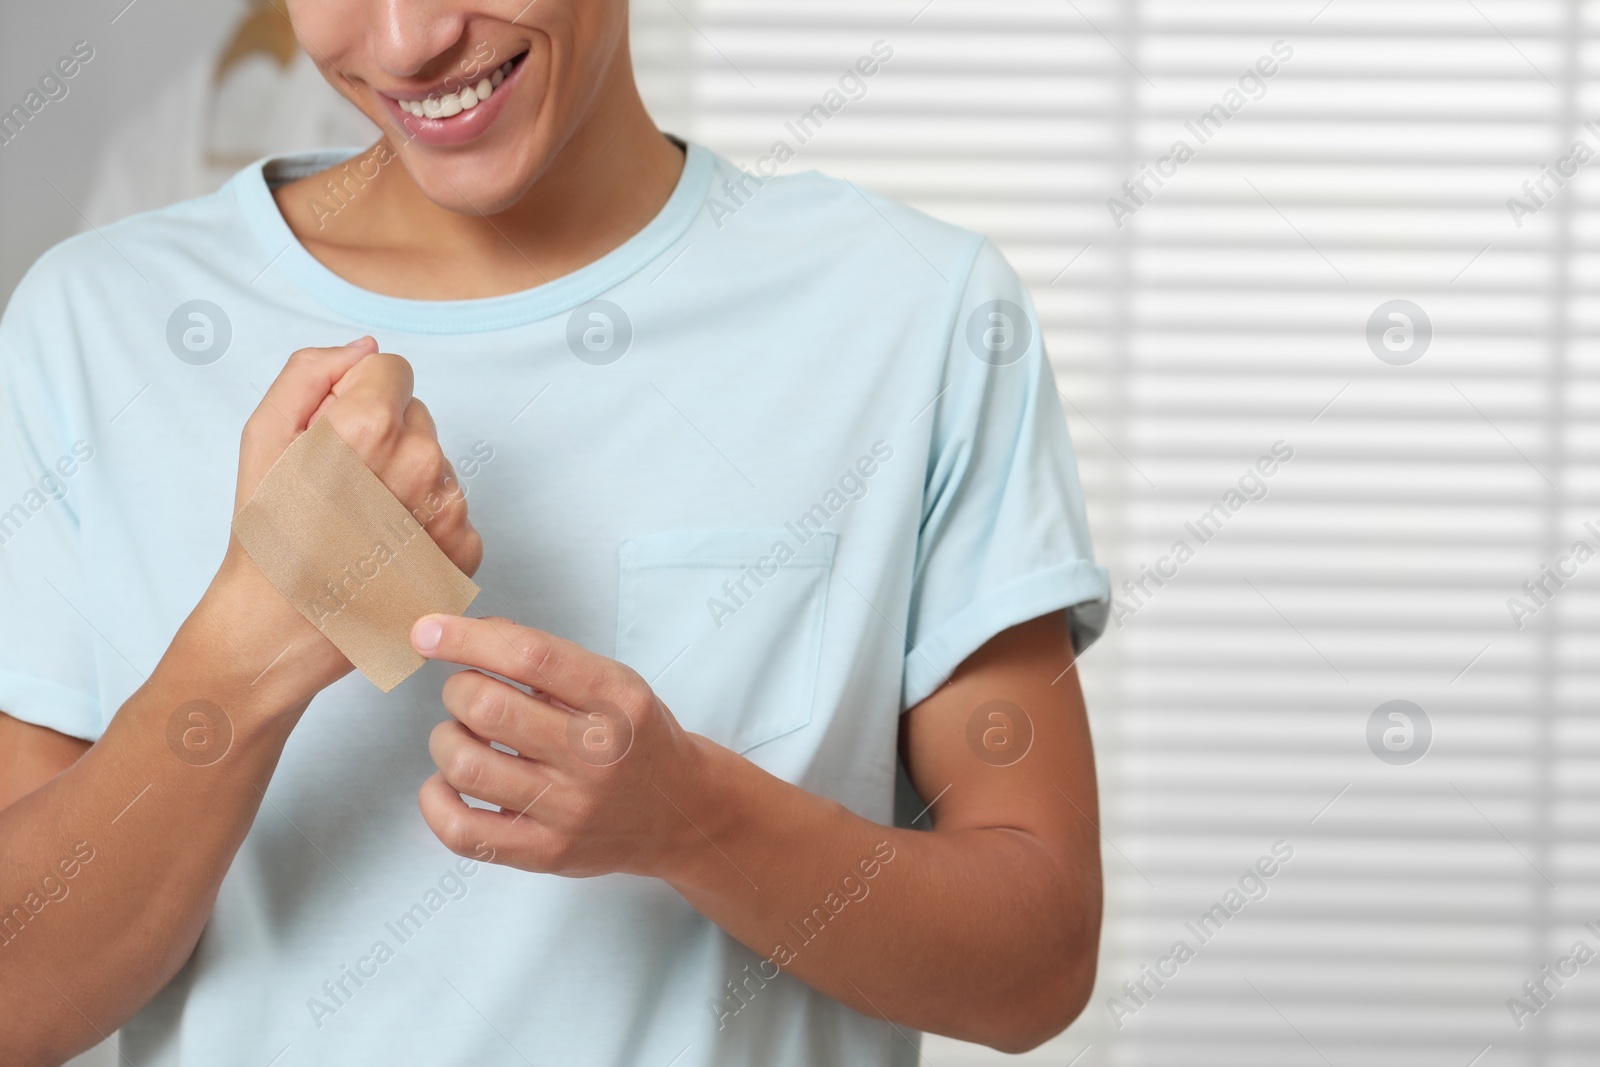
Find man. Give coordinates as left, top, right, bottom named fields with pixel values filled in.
left=0, top=2, right=1109, bottom=1063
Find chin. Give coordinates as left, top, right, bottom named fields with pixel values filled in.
left=404, top=137, right=552, bottom=216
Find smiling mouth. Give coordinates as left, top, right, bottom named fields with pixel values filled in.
left=393, top=50, right=528, bottom=120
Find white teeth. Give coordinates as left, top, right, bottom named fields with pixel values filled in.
left=400, top=58, right=516, bottom=117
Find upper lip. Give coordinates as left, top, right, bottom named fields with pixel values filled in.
left=375, top=49, right=525, bottom=102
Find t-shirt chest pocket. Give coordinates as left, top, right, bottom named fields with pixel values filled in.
left=616, top=529, right=836, bottom=754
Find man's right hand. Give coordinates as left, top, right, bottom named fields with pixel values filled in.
left=0, top=338, right=490, bottom=1064
left=203, top=336, right=485, bottom=713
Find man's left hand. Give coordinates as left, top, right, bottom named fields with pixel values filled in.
left=411, top=614, right=708, bottom=880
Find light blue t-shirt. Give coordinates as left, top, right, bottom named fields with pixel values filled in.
left=0, top=142, right=1108, bottom=1066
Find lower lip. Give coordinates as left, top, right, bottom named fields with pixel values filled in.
left=378, top=57, right=525, bottom=148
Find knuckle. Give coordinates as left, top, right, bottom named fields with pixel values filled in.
left=374, top=351, right=414, bottom=379
left=437, top=469, right=467, bottom=506
left=513, top=632, right=554, bottom=679
left=402, top=469, right=442, bottom=512
left=448, top=748, right=486, bottom=793
left=336, top=407, right=399, bottom=455
left=454, top=529, right=484, bottom=576
left=440, top=816, right=475, bottom=856
left=404, top=436, right=444, bottom=474
left=398, top=447, right=452, bottom=514
left=426, top=500, right=464, bottom=537
left=570, top=793, right=602, bottom=825
left=466, top=681, right=508, bottom=737
left=615, top=681, right=655, bottom=723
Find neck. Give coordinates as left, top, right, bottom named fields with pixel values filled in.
left=277, top=45, right=685, bottom=301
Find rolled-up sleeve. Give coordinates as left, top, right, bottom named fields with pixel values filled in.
left=902, top=240, right=1109, bottom=710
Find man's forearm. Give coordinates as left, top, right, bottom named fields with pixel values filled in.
left=662, top=739, right=1100, bottom=1052
left=0, top=575, right=324, bottom=1066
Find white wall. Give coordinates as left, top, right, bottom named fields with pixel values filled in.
left=0, top=0, right=243, bottom=300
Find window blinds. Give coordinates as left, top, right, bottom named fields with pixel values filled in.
left=631, top=0, right=1595, bottom=1062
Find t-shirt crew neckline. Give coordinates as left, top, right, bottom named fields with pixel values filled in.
left=232, top=140, right=712, bottom=335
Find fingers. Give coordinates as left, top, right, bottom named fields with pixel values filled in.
left=321, top=352, right=417, bottom=463
left=418, top=773, right=524, bottom=860
left=403, top=395, right=437, bottom=439
left=441, top=670, right=567, bottom=759
left=428, top=719, right=551, bottom=814
left=318, top=358, right=482, bottom=576
left=239, top=344, right=482, bottom=581
left=412, top=615, right=643, bottom=713
left=334, top=350, right=416, bottom=411
left=253, top=337, right=377, bottom=444
left=398, top=399, right=460, bottom=529
left=239, top=339, right=379, bottom=498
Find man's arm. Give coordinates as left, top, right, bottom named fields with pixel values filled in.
left=0, top=340, right=481, bottom=1066
left=0, top=566, right=333, bottom=1066
left=675, top=611, right=1102, bottom=1051
left=414, top=610, right=1101, bottom=1053
left=0, top=715, right=88, bottom=810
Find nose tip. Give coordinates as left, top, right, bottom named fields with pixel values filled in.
left=369, top=3, right=471, bottom=81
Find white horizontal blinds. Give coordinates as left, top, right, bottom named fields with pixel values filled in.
left=1112, top=0, right=1576, bottom=1065
left=1552, top=0, right=1600, bottom=1061
left=630, top=1, right=695, bottom=144
left=633, top=1, right=1591, bottom=1064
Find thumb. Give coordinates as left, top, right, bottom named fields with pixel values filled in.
left=236, top=337, right=379, bottom=508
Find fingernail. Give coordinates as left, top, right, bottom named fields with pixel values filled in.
left=412, top=617, right=443, bottom=653
left=346, top=335, right=374, bottom=348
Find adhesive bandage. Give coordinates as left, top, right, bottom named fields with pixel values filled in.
left=232, top=418, right=480, bottom=692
